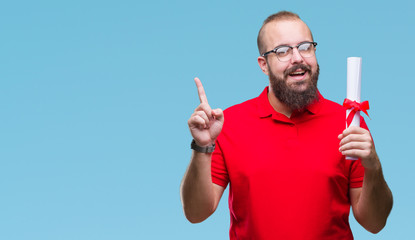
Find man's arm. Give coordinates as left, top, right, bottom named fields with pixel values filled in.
left=180, top=77, right=225, bottom=223
left=181, top=151, right=225, bottom=223
left=339, top=127, right=393, bottom=233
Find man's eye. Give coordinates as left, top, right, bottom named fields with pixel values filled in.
left=276, top=47, right=290, bottom=55
left=299, top=43, right=311, bottom=51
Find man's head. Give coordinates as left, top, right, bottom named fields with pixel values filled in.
left=257, top=11, right=319, bottom=111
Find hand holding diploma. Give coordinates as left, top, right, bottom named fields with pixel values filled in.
left=338, top=126, right=380, bottom=170
left=338, top=57, right=379, bottom=169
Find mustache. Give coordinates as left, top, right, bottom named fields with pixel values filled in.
left=284, top=64, right=311, bottom=77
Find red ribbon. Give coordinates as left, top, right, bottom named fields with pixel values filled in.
left=343, top=99, right=370, bottom=127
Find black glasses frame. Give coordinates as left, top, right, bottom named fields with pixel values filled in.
left=261, top=41, right=318, bottom=60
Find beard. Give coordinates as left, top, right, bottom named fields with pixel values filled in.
left=269, top=63, right=320, bottom=111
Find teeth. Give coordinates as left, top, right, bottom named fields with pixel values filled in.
left=291, top=71, right=305, bottom=75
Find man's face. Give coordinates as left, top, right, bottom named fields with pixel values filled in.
left=261, top=19, right=319, bottom=110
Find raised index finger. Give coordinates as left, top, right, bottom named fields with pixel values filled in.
left=194, top=77, right=209, bottom=104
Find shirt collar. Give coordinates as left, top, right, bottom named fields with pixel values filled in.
left=257, top=86, right=324, bottom=118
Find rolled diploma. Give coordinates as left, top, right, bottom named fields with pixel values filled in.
left=346, top=57, right=362, bottom=160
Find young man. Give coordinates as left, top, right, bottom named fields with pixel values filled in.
left=181, top=11, right=393, bottom=239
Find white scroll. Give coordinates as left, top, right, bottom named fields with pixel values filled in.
left=346, top=57, right=362, bottom=127
left=346, top=57, right=362, bottom=160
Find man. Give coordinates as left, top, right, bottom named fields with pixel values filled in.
left=180, top=11, right=392, bottom=239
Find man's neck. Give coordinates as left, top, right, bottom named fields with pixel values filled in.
left=267, top=89, right=292, bottom=118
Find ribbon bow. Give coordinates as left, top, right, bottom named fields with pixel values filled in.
left=343, top=99, right=370, bottom=127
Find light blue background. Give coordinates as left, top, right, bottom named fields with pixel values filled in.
left=1, top=0, right=413, bottom=239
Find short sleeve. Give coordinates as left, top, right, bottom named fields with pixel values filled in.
left=211, top=137, right=229, bottom=188
left=349, top=160, right=364, bottom=188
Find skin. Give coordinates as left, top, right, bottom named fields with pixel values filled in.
left=339, top=126, right=393, bottom=233
left=181, top=19, right=393, bottom=232
left=180, top=77, right=225, bottom=223
left=257, top=19, right=318, bottom=117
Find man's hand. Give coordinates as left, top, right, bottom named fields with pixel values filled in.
left=188, top=77, right=224, bottom=147
left=338, top=126, right=380, bottom=170
left=181, top=77, right=226, bottom=223
left=340, top=126, right=393, bottom=233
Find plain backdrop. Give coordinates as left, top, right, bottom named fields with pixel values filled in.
left=1, top=0, right=413, bottom=239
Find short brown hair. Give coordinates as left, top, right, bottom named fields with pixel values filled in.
left=257, top=11, right=302, bottom=55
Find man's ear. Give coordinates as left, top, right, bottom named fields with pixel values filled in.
left=257, top=56, right=269, bottom=75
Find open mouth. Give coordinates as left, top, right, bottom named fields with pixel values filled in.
left=285, top=64, right=311, bottom=78
left=288, top=69, right=306, bottom=77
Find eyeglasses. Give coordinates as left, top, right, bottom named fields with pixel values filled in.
left=261, top=41, right=317, bottom=62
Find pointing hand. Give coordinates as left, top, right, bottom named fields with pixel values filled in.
left=188, top=77, right=224, bottom=147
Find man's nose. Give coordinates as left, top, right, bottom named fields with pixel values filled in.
left=290, top=48, right=304, bottom=64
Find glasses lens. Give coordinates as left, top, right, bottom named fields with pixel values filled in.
left=276, top=46, right=291, bottom=61
left=298, top=42, right=315, bottom=58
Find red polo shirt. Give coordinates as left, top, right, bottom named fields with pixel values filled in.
left=211, top=87, right=366, bottom=240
